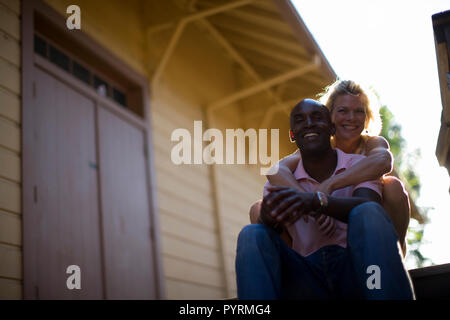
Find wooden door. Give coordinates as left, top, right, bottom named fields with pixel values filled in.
left=28, top=66, right=104, bottom=299
left=22, top=2, right=162, bottom=299
left=26, top=65, right=158, bottom=299
left=98, top=107, right=156, bottom=299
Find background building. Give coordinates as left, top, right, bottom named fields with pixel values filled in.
left=0, top=0, right=430, bottom=299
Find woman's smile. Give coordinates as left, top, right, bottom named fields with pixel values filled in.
left=332, top=94, right=366, bottom=140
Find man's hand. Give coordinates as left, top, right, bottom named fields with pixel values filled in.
left=264, top=186, right=316, bottom=226
left=316, top=214, right=336, bottom=236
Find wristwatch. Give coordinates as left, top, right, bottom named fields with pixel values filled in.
left=315, top=191, right=328, bottom=214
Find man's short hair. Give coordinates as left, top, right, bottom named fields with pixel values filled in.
left=290, top=99, right=331, bottom=128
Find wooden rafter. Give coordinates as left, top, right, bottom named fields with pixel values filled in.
left=211, top=18, right=309, bottom=57
left=199, top=19, right=283, bottom=108
left=208, top=60, right=320, bottom=112
left=147, top=0, right=255, bottom=34
left=150, top=0, right=255, bottom=89
left=224, top=34, right=309, bottom=66
left=258, top=97, right=307, bottom=128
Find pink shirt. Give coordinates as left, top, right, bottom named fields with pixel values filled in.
left=264, top=148, right=382, bottom=257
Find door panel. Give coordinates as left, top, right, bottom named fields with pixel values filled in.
left=33, top=67, right=103, bottom=299
left=98, top=107, right=156, bottom=299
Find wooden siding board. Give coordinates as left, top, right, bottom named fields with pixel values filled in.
left=161, top=234, right=222, bottom=269
left=156, top=171, right=213, bottom=207
left=0, top=147, right=20, bottom=182
left=0, top=210, right=21, bottom=246
left=0, top=243, right=21, bottom=279
left=157, top=181, right=214, bottom=213
left=0, top=0, right=20, bottom=300
left=160, top=212, right=219, bottom=250
left=0, top=86, right=20, bottom=123
left=0, top=29, right=20, bottom=67
left=154, top=161, right=211, bottom=195
left=0, top=277, right=22, bottom=299
left=165, top=278, right=223, bottom=300
left=152, top=144, right=210, bottom=180
left=0, top=59, right=20, bottom=96
left=0, top=116, right=23, bottom=152
left=0, top=2, right=20, bottom=40
left=152, top=106, right=200, bottom=136
left=0, top=0, right=20, bottom=16
left=0, top=178, right=20, bottom=213
left=163, top=255, right=224, bottom=289
left=159, top=205, right=215, bottom=231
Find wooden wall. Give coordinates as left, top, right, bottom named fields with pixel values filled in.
left=148, top=21, right=266, bottom=298
left=0, top=0, right=23, bottom=300
left=3, top=0, right=283, bottom=299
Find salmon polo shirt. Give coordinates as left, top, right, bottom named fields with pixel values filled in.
left=264, top=148, right=382, bottom=257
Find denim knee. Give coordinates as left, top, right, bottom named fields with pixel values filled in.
left=238, top=224, right=269, bottom=242
left=348, top=202, right=391, bottom=231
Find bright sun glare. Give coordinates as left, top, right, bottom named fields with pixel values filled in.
left=291, top=0, right=450, bottom=269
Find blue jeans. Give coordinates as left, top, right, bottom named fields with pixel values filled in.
left=235, top=202, right=415, bottom=299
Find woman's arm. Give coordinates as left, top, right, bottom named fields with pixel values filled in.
left=318, top=136, right=393, bottom=194
left=266, top=150, right=301, bottom=189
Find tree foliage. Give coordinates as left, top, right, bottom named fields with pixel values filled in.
left=379, top=105, right=431, bottom=268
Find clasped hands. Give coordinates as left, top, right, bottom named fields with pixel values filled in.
left=259, top=185, right=336, bottom=236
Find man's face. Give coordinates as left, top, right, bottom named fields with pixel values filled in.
left=290, top=100, right=335, bottom=155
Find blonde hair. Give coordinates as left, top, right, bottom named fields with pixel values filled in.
left=317, top=79, right=382, bottom=136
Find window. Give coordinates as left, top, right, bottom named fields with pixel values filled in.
left=34, top=34, right=133, bottom=112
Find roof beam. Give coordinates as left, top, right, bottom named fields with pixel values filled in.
left=226, top=7, right=293, bottom=35
left=224, top=33, right=309, bottom=66
left=147, top=0, right=255, bottom=35
left=208, top=59, right=320, bottom=112
left=259, top=98, right=306, bottom=128
left=198, top=19, right=283, bottom=106
left=211, top=18, right=308, bottom=57
left=234, top=48, right=293, bottom=73
left=151, top=0, right=255, bottom=89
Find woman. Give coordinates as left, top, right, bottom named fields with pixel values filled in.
left=250, top=79, right=410, bottom=255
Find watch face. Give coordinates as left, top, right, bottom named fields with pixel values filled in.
left=317, top=192, right=328, bottom=207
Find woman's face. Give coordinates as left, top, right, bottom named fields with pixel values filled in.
left=331, top=94, right=366, bottom=141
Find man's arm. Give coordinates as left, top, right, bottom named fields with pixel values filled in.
left=319, top=187, right=381, bottom=222
left=264, top=186, right=381, bottom=225
left=266, top=150, right=300, bottom=188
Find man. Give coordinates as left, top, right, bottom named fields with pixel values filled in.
left=235, top=99, right=414, bottom=299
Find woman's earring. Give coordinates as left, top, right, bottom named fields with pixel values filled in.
left=289, top=130, right=295, bottom=143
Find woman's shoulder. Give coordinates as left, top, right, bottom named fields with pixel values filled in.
left=364, top=135, right=390, bottom=152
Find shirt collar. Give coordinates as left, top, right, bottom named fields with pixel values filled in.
left=293, top=148, right=349, bottom=182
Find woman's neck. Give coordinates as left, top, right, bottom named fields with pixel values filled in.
left=335, top=135, right=362, bottom=154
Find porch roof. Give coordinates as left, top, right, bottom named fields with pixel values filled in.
left=148, top=0, right=336, bottom=129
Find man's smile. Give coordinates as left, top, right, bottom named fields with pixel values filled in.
left=303, top=132, right=319, bottom=139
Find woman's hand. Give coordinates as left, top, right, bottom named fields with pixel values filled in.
left=317, top=177, right=335, bottom=195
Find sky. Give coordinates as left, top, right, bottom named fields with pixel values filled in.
left=291, top=0, right=450, bottom=269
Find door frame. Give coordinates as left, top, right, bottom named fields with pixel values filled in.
left=21, top=0, right=165, bottom=299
